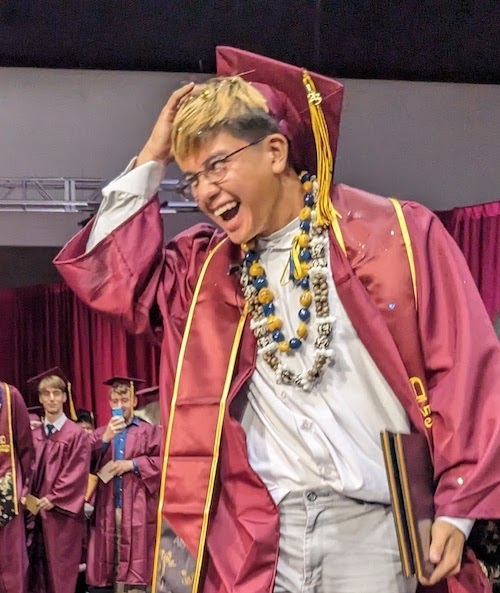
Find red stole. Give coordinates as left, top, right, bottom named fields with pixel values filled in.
left=0, top=382, right=18, bottom=527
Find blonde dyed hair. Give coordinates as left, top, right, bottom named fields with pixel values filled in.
left=38, top=375, right=66, bottom=393
left=172, top=76, right=273, bottom=161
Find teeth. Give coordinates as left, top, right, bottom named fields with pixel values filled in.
left=214, top=201, right=238, bottom=217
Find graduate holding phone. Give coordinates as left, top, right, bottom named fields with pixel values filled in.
left=87, top=376, right=162, bottom=593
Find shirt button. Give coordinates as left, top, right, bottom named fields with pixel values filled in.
left=278, top=391, right=287, bottom=400
left=306, top=491, right=317, bottom=502
left=301, top=419, right=313, bottom=431
left=322, top=465, right=334, bottom=477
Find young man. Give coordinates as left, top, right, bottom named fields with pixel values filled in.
left=28, top=369, right=91, bottom=593
left=0, top=380, right=34, bottom=593
left=55, top=47, right=500, bottom=593
left=87, top=377, right=161, bottom=593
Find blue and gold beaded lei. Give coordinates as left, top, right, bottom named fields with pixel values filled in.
left=239, top=172, right=334, bottom=392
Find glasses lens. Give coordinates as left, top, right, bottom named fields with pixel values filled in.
left=205, top=160, right=228, bottom=185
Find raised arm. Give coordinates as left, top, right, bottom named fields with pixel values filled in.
left=53, top=83, right=213, bottom=336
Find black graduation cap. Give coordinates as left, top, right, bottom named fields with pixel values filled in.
left=75, top=408, right=95, bottom=426
left=27, top=366, right=77, bottom=421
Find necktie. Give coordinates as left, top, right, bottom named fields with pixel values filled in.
left=46, top=424, right=55, bottom=437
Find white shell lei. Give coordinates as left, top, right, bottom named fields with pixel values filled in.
left=239, top=179, right=334, bottom=391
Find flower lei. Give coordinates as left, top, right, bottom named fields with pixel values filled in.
left=239, top=173, right=334, bottom=391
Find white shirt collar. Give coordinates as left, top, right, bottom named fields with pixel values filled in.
left=43, top=412, right=68, bottom=433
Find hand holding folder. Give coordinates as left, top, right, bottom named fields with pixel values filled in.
left=24, top=493, right=40, bottom=515
left=381, top=430, right=435, bottom=581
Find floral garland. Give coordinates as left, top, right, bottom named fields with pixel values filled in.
left=239, top=173, right=334, bottom=391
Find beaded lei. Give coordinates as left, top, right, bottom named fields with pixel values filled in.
left=239, top=172, right=334, bottom=392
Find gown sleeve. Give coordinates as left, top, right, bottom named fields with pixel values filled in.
left=54, top=167, right=221, bottom=338
left=404, top=201, right=500, bottom=519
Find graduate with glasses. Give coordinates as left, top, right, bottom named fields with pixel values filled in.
left=55, top=47, right=500, bottom=593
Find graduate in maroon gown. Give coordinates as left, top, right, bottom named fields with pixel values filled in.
left=0, top=381, right=34, bottom=593
left=87, top=377, right=161, bottom=593
left=27, top=369, right=91, bottom=593
left=54, top=47, right=500, bottom=593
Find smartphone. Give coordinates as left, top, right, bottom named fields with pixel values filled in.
left=112, top=407, right=124, bottom=417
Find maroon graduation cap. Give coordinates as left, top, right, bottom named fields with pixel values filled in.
left=216, top=46, right=344, bottom=226
left=135, top=385, right=160, bottom=406
left=27, top=366, right=77, bottom=421
left=27, top=405, right=44, bottom=422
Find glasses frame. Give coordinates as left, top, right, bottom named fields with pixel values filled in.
left=175, top=136, right=267, bottom=199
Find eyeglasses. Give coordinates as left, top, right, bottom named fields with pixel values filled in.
left=175, top=137, right=266, bottom=199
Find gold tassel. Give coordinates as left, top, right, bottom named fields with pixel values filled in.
left=302, top=72, right=341, bottom=226
left=67, top=381, right=78, bottom=421
left=130, top=380, right=135, bottom=415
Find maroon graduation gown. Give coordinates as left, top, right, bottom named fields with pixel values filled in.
left=87, top=419, right=161, bottom=587
left=54, top=184, right=500, bottom=593
left=29, top=419, right=91, bottom=593
left=0, top=384, right=34, bottom=593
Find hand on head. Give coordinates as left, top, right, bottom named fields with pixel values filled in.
left=136, top=82, right=196, bottom=167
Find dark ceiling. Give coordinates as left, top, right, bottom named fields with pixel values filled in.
left=0, top=1, right=499, bottom=84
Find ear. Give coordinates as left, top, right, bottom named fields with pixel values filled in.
left=62, top=393, right=67, bottom=403
left=265, top=134, right=289, bottom=174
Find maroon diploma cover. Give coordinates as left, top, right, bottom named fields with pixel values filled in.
left=381, top=430, right=435, bottom=581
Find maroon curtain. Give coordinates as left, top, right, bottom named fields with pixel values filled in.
left=437, top=200, right=500, bottom=321
left=71, top=294, right=159, bottom=423
left=0, top=282, right=159, bottom=425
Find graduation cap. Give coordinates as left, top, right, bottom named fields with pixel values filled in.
left=135, top=385, right=160, bottom=406
left=27, top=405, right=44, bottom=422
left=27, top=367, right=77, bottom=421
left=216, top=46, right=344, bottom=226
left=27, top=405, right=43, bottom=415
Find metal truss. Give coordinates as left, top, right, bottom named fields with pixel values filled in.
left=0, top=177, right=198, bottom=213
